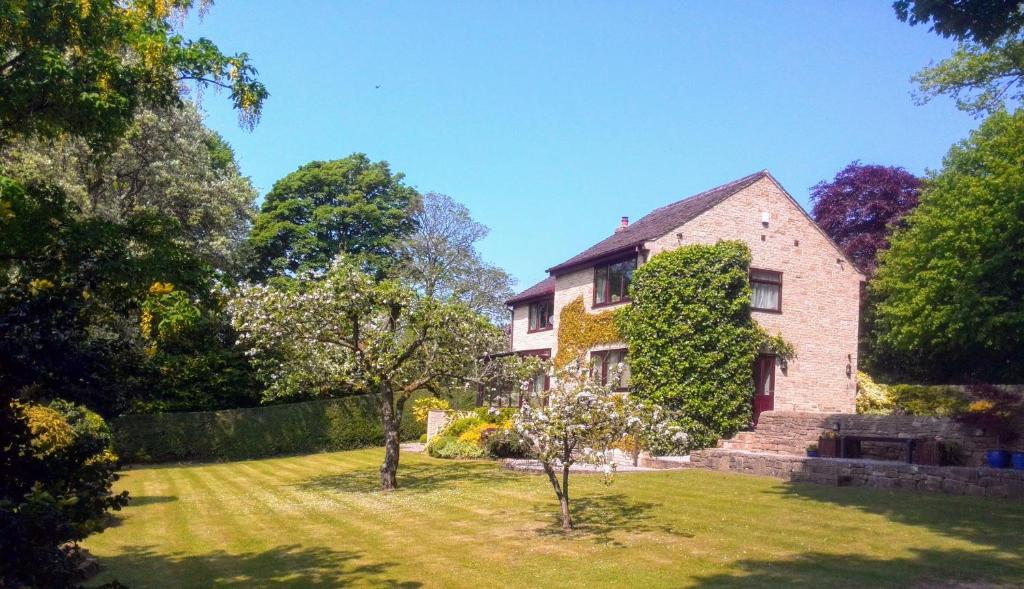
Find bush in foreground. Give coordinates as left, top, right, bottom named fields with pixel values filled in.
left=1, top=399, right=127, bottom=588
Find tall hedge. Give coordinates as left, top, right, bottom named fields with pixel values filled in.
left=111, top=395, right=425, bottom=463
left=618, top=241, right=759, bottom=449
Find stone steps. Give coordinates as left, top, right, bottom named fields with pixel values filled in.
left=715, top=410, right=1018, bottom=468
left=715, top=413, right=822, bottom=455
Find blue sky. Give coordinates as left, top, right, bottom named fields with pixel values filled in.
left=187, top=1, right=976, bottom=290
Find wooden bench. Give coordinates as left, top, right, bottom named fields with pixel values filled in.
left=838, top=434, right=918, bottom=463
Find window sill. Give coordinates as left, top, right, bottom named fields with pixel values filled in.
left=526, top=326, right=554, bottom=334
left=592, top=298, right=631, bottom=310
left=752, top=307, right=782, bottom=314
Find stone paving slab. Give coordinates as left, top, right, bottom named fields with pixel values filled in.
left=502, top=458, right=687, bottom=474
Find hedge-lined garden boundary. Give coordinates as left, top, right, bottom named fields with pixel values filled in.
left=112, top=396, right=425, bottom=463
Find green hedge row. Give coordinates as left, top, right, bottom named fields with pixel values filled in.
left=111, top=395, right=425, bottom=464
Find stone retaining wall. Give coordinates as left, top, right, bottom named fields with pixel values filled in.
left=691, top=448, right=1024, bottom=499
left=726, top=411, right=1023, bottom=466
left=426, top=410, right=454, bottom=441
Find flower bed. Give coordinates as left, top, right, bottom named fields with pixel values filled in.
left=425, top=407, right=529, bottom=459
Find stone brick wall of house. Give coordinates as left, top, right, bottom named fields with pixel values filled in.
left=513, top=176, right=862, bottom=414
left=509, top=303, right=556, bottom=353
left=690, top=448, right=1024, bottom=498
left=511, top=260, right=636, bottom=358
left=645, top=177, right=863, bottom=412
left=720, top=411, right=1024, bottom=467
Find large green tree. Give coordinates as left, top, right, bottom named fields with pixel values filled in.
left=0, top=101, right=263, bottom=415
left=1, top=102, right=258, bottom=271
left=1, top=2, right=266, bottom=585
left=246, top=154, right=420, bottom=281
left=894, top=0, right=1024, bottom=45
left=400, top=192, right=514, bottom=323
left=869, top=110, right=1024, bottom=383
left=0, top=0, right=267, bottom=146
left=0, top=177, right=223, bottom=414
left=895, top=1, right=1024, bottom=116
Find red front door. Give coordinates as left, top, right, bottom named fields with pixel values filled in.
left=753, top=354, right=776, bottom=424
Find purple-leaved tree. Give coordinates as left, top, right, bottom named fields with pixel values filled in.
left=810, top=162, right=921, bottom=276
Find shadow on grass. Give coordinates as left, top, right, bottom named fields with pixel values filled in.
left=689, top=547, right=1024, bottom=589
left=534, top=493, right=693, bottom=546
left=128, top=495, right=178, bottom=507
left=104, top=495, right=179, bottom=529
left=88, top=544, right=422, bottom=588
left=776, top=482, right=1024, bottom=556
left=294, top=460, right=519, bottom=494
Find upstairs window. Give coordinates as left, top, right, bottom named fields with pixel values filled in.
left=594, top=256, right=637, bottom=307
left=591, top=348, right=631, bottom=391
left=750, top=269, right=782, bottom=312
left=528, top=298, right=554, bottom=332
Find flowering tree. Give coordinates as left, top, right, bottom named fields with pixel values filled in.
left=618, top=398, right=684, bottom=467
left=229, top=258, right=501, bottom=490
left=472, top=353, right=548, bottom=407
left=515, top=364, right=680, bottom=530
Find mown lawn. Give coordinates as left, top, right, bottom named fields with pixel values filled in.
left=84, top=449, right=1024, bottom=588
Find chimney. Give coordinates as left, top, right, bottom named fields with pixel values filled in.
left=615, top=216, right=629, bottom=233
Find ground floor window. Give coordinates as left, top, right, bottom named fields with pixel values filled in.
left=478, top=349, right=550, bottom=408
left=590, top=348, right=630, bottom=391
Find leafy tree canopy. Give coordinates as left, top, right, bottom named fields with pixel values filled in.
left=230, top=257, right=501, bottom=490
left=811, top=161, right=921, bottom=275
left=869, top=109, right=1024, bottom=383
left=247, top=154, right=420, bottom=282
left=893, top=0, right=1024, bottom=46
left=400, top=192, right=514, bottom=323
left=896, top=0, right=1024, bottom=116
left=1, top=102, right=258, bottom=272
left=617, top=240, right=760, bottom=449
left=0, top=177, right=220, bottom=414
left=912, top=35, right=1024, bottom=116
left=0, top=0, right=268, bottom=146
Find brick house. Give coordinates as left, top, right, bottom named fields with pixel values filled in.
left=505, top=170, right=865, bottom=421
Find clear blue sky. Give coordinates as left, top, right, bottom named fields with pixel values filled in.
left=187, top=1, right=975, bottom=291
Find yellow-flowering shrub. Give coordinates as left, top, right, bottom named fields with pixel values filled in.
left=555, top=296, right=622, bottom=368
left=20, top=403, right=75, bottom=458
left=968, top=399, right=995, bottom=413
left=412, top=396, right=451, bottom=423
left=855, top=371, right=895, bottom=415
left=458, top=422, right=498, bottom=444
left=28, top=278, right=55, bottom=296
left=148, top=281, right=175, bottom=295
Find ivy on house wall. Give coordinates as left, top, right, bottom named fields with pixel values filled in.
left=757, top=327, right=797, bottom=361
left=617, top=240, right=762, bottom=450
left=554, top=296, right=622, bottom=368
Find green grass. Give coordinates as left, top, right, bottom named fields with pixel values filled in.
left=85, top=449, right=1024, bottom=588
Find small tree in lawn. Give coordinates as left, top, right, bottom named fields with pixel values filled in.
left=230, top=257, right=500, bottom=491
left=618, top=398, right=684, bottom=467
left=515, top=364, right=681, bottom=531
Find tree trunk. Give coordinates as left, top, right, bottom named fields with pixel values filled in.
left=542, top=463, right=572, bottom=531
left=378, top=388, right=400, bottom=491
left=560, top=462, right=572, bottom=530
